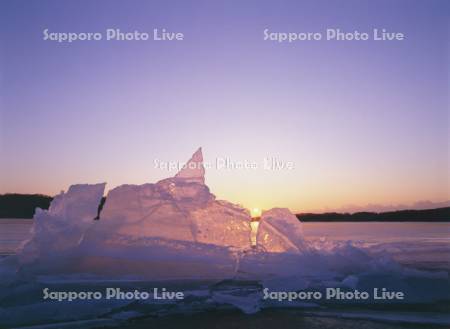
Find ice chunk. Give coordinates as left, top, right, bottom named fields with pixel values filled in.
left=191, top=200, right=251, bottom=248
left=98, top=183, right=197, bottom=241
left=95, top=148, right=251, bottom=248
left=174, top=147, right=205, bottom=184
left=256, top=208, right=306, bottom=253
left=47, top=184, right=106, bottom=223
left=95, top=189, right=250, bottom=248
left=17, top=183, right=106, bottom=264
left=13, top=149, right=251, bottom=279
left=156, top=178, right=213, bottom=207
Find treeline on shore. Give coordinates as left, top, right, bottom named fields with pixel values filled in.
left=297, top=207, right=450, bottom=222
left=0, top=194, right=52, bottom=218
left=0, top=193, right=449, bottom=221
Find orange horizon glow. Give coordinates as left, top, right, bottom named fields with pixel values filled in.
left=2, top=174, right=448, bottom=214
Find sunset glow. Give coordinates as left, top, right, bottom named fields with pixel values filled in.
left=0, top=1, right=448, bottom=214
left=251, top=208, right=262, bottom=218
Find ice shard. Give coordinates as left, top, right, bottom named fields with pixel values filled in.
left=256, top=208, right=306, bottom=253
left=174, top=147, right=205, bottom=184
left=18, top=183, right=106, bottom=264
left=97, top=183, right=199, bottom=242
left=91, top=148, right=251, bottom=248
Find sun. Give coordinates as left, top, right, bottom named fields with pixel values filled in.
left=251, top=207, right=262, bottom=218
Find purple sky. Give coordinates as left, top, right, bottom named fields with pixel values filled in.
left=0, top=0, right=448, bottom=212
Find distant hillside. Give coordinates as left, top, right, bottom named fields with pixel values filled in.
left=0, top=194, right=52, bottom=218
left=1, top=193, right=449, bottom=221
left=297, top=207, right=450, bottom=222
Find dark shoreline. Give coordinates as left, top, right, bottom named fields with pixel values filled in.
left=297, top=207, right=450, bottom=222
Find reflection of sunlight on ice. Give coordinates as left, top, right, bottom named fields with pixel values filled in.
left=250, top=221, right=259, bottom=246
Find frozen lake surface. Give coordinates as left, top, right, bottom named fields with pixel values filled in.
left=0, top=218, right=33, bottom=255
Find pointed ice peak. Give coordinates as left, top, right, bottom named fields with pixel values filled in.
left=175, top=147, right=205, bottom=184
